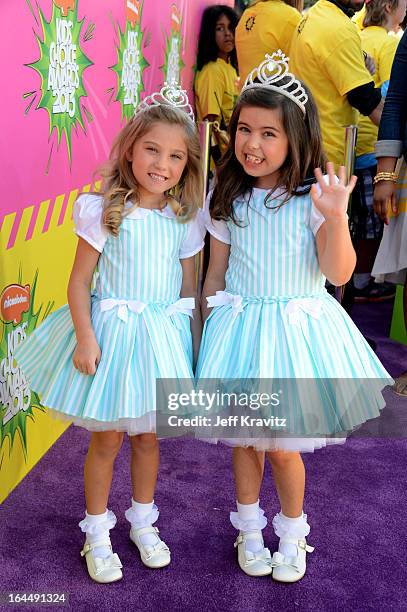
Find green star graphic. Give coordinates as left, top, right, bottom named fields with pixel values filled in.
left=111, top=16, right=149, bottom=121
left=0, top=270, right=53, bottom=459
left=162, top=31, right=184, bottom=85
left=27, top=2, right=93, bottom=160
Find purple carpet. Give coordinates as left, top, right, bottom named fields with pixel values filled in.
left=1, top=301, right=406, bottom=611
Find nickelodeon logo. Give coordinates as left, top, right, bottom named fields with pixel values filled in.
left=0, top=285, right=30, bottom=325
left=54, top=0, right=75, bottom=16
left=171, top=4, right=181, bottom=32
left=126, top=1, right=141, bottom=26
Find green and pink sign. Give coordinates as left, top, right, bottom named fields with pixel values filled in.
left=0, top=0, right=232, bottom=502
left=1, top=0, right=227, bottom=223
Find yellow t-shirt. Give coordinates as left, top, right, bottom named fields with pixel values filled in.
left=352, top=7, right=366, bottom=31
left=356, top=26, right=398, bottom=156
left=194, top=58, right=239, bottom=126
left=235, top=0, right=301, bottom=84
left=290, top=0, right=373, bottom=166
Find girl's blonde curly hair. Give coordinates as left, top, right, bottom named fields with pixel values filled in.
left=99, top=105, right=203, bottom=236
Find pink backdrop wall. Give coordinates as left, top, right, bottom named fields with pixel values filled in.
left=0, top=0, right=234, bottom=502
left=0, top=0, right=233, bottom=227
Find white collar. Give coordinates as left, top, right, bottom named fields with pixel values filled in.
left=125, top=204, right=177, bottom=220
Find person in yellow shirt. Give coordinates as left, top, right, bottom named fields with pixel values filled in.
left=235, top=0, right=302, bottom=83
left=290, top=0, right=383, bottom=168
left=353, top=5, right=366, bottom=29
left=357, top=0, right=405, bottom=163
left=352, top=0, right=406, bottom=301
left=194, top=5, right=239, bottom=129
left=194, top=5, right=240, bottom=275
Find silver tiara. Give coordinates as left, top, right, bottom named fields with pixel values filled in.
left=241, top=51, right=308, bottom=116
left=135, top=82, right=195, bottom=122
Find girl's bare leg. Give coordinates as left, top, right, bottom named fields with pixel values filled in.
left=233, top=447, right=265, bottom=503
left=267, top=450, right=305, bottom=517
left=84, top=431, right=124, bottom=514
left=130, top=433, right=160, bottom=502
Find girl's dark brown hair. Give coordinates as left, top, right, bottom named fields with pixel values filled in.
left=196, top=4, right=240, bottom=71
left=210, top=82, right=326, bottom=225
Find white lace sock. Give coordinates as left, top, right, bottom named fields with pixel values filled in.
left=272, top=511, right=310, bottom=557
left=79, top=509, right=116, bottom=560
left=231, top=500, right=267, bottom=554
left=125, top=499, right=160, bottom=547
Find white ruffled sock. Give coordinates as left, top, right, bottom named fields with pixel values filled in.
left=235, top=500, right=265, bottom=554
left=273, top=511, right=310, bottom=557
left=126, top=499, right=160, bottom=547
left=79, top=509, right=115, bottom=560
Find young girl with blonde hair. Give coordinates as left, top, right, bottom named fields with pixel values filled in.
left=14, top=86, right=204, bottom=583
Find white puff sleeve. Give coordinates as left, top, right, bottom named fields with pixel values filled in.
left=73, top=194, right=108, bottom=253
left=203, top=191, right=231, bottom=245
left=310, top=204, right=326, bottom=236
left=179, top=210, right=206, bottom=259
left=309, top=174, right=345, bottom=236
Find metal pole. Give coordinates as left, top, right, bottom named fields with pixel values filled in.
left=197, top=120, right=213, bottom=295
left=335, top=124, right=358, bottom=303
left=343, top=124, right=358, bottom=187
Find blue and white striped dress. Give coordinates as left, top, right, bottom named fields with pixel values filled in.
left=196, top=188, right=392, bottom=452
left=14, top=194, right=204, bottom=434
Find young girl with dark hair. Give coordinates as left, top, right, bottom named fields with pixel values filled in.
left=194, top=4, right=240, bottom=127
left=197, top=52, right=392, bottom=583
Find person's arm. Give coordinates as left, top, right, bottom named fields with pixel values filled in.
left=201, top=236, right=230, bottom=322
left=377, top=29, right=407, bottom=144
left=322, top=30, right=381, bottom=121
left=194, top=64, right=224, bottom=124
left=368, top=97, right=384, bottom=127
left=364, top=52, right=376, bottom=76
left=67, top=238, right=101, bottom=375
left=373, top=156, right=399, bottom=224
left=347, top=82, right=383, bottom=125
left=373, top=32, right=407, bottom=222
left=180, top=256, right=202, bottom=370
left=312, top=164, right=357, bottom=286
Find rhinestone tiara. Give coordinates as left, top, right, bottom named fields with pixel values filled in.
left=135, top=82, right=195, bottom=122
left=241, top=51, right=308, bottom=116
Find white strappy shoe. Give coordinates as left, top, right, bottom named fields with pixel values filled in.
left=80, top=538, right=123, bottom=584
left=271, top=537, right=314, bottom=583
left=234, top=530, right=272, bottom=577
left=130, top=526, right=171, bottom=569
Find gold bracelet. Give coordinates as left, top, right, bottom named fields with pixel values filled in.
left=373, top=171, right=398, bottom=185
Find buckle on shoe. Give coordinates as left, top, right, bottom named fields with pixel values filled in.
left=298, top=540, right=314, bottom=553
left=80, top=543, right=93, bottom=557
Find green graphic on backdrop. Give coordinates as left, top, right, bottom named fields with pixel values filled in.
left=27, top=1, right=93, bottom=160
left=0, top=271, right=53, bottom=459
left=111, top=6, right=149, bottom=121
left=162, top=5, right=184, bottom=85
